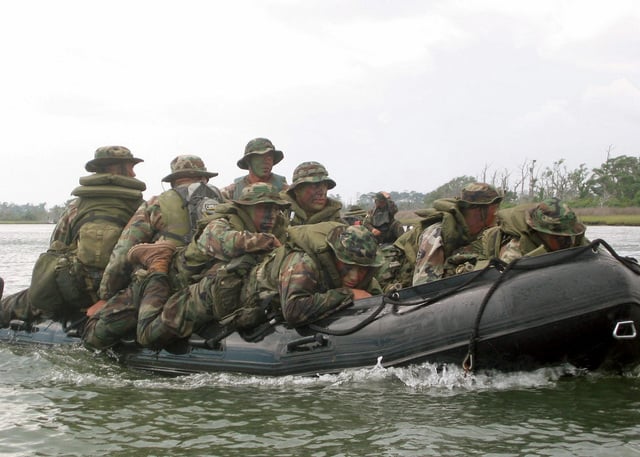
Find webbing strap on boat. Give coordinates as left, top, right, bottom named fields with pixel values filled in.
left=462, top=239, right=638, bottom=373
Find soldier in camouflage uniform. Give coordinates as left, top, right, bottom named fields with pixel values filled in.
left=82, top=155, right=223, bottom=348
left=482, top=197, right=588, bottom=263
left=342, top=205, right=368, bottom=226
left=0, top=146, right=145, bottom=327
left=83, top=182, right=289, bottom=350
left=281, top=161, right=343, bottom=226
left=244, top=222, right=383, bottom=328
left=393, top=182, right=503, bottom=287
left=221, top=138, right=289, bottom=200
left=363, top=192, right=405, bottom=244
left=144, top=222, right=384, bottom=341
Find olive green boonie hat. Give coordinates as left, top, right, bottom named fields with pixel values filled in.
left=162, top=155, right=219, bottom=182
left=327, top=225, right=384, bottom=267
left=457, top=182, right=503, bottom=207
left=526, top=197, right=585, bottom=236
left=343, top=205, right=367, bottom=218
left=85, top=146, right=143, bottom=172
left=237, top=137, right=284, bottom=170
left=287, top=161, right=336, bottom=195
left=232, top=182, right=290, bottom=207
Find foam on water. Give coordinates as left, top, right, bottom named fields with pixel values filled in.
left=1, top=344, right=612, bottom=394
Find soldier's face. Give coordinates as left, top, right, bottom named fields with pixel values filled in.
left=251, top=203, right=278, bottom=233
left=335, top=260, right=370, bottom=288
left=462, top=203, right=499, bottom=236
left=294, top=182, right=328, bottom=213
left=248, top=153, right=274, bottom=179
left=538, top=232, right=574, bottom=251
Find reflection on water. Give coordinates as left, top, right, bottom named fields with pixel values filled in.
left=0, top=224, right=639, bottom=456
left=586, top=225, right=640, bottom=258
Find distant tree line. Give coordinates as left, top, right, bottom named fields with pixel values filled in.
left=2, top=152, right=639, bottom=222
left=339, top=152, right=640, bottom=211
left=0, top=202, right=67, bottom=223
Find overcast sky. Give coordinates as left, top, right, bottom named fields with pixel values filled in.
left=1, top=0, right=638, bottom=207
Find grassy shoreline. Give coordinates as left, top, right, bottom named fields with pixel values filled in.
left=396, top=207, right=640, bottom=227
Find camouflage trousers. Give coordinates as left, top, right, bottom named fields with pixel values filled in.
left=136, top=273, right=216, bottom=349
left=83, top=286, right=139, bottom=350
left=0, top=289, right=40, bottom=328
left=83, top=271, right=217, bottom=351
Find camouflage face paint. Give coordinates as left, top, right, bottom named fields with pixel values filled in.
left=335, top=260, right=370, bottom=288
left=538, top=232, right=574, bottom=251
left=294, top=182, right=328, bottom=213
left=248, top=153, right=274, bottom=179
left=250, top=203, right=278, bottom=233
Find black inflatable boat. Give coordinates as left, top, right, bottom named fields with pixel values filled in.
left=2, top=240, right=639, bottom=376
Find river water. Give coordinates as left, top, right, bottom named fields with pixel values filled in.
left=0, top=224, right=638, bottom=457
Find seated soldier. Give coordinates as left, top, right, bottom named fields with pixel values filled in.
left=363, top=192, right=404, bottom=244
left=0, top=146, right=145, bottom=328
left=392, top=183, right=503, bottom=287
left=482, top=197, right=588, bottom=263
left=221, top=138, right=288, bottom=200
left=342, top=205, right=368, bottom=226
left=282, top=161, right=343, bottom=226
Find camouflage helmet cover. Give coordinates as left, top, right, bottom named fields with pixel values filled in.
left=237, top=137, right=284, bottom=170
left=526, top=197, right=585, bottom=236
left=326, top=225, right=384, bottom=267
left=162, top=155, right=218, bottom=182
left=85, top=145, right=144, bottom=172
left=232, top=182, right=290, bottom=207
left=287, top=161, right=337, bottom=195
left=457, top=182, right=503, bottom=207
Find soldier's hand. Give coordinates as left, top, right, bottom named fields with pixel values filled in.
left=351, top=289, right=372, bottom=301
left=371, top=228, right=382, bottom=237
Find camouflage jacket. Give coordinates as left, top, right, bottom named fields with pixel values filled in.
left=482, top=204, right=588, bottom=263
left=405, top=199, right=486, bottom=285
left=98, top=183, right=223, bottom=300
left=221, top=173, right=288, bottom=201
left=247, top=222, right=382, bottom=328
left=281, top=193, right=343, bottom=226
left=175, top=202, right=287, bottom=284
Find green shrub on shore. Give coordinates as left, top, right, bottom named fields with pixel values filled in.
left=579, top=214, right=640, bottom=226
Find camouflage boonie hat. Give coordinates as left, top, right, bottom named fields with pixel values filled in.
left=374, top=191, right=390, bottom=201
left=85, top=146, right=143, bottom=172
left=457, top=182, right=503, bottom=207
left=232, top=182, right=290, bottom=207
left=237, top=138, right=284, bottom=170
left=162, top=155, right=218, bottom=182
left=343, top=205, right=367, bottom=218
left=287, top=161, right=336, bottom=194
left=327, top=225, right=384, bottom=267
left=526, top=197, right=585, bottom=236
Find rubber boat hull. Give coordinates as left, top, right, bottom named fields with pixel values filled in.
left=2, top=241, right=639, bottom=376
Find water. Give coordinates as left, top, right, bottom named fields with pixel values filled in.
left=0, top=224, right=639, bottom=457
